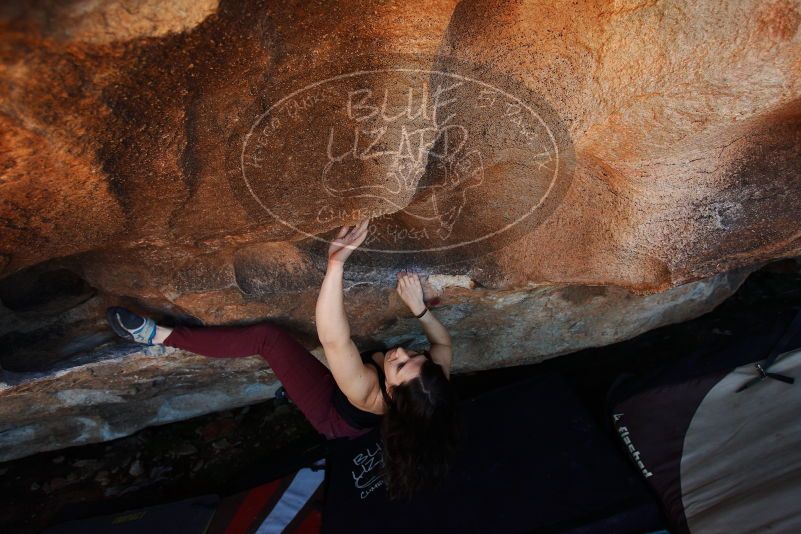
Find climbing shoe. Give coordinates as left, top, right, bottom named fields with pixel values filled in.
left=106, top=306, right=157, bottom=345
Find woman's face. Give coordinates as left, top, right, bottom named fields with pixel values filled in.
left=383, top=346, right=427, bottom=388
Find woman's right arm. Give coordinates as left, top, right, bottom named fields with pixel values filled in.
left=315, top=221, right=376, bottom=404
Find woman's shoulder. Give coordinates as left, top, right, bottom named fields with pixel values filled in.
left=346, top=376, right=386, bottom=416
left=344, top=352, right=385, bottom=414
left=333, top=384, right=385, bottom=425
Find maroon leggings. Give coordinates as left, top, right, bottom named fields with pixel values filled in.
left=163, top=322, right=371, bottom=440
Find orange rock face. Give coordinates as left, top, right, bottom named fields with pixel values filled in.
left=0, top=1, right=799, bottom=458
left=1, top=0, right=798, bottom=290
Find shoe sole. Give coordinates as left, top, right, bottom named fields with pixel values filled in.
left=106, top=307, right=135, bottom=342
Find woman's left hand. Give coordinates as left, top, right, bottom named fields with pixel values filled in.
left=396, top=270, right=427, bottom=316
left=327, top=220, right=370, bottom=266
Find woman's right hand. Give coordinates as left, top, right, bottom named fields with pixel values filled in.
left=327, top=220, right=369, bottom=266
left=396, top=271, right=426, bottom=316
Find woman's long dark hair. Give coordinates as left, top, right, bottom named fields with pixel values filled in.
left=381, top=357, right=459, bottom=500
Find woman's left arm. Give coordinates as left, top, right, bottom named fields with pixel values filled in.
left=315, top=221, right=376, bottom=405
left=396, top=271, right=453, bottom=378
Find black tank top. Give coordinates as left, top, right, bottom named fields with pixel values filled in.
left=331, top=352, right=391, bottom=430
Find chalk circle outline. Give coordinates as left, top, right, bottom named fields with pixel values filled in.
left=240, top=59, right=563, bottom=254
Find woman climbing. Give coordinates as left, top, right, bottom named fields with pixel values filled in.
left=106, top=219, right=458, bottom=499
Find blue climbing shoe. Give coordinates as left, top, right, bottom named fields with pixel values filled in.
left=106, top=306, right=157, bottom=345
